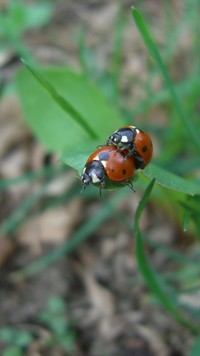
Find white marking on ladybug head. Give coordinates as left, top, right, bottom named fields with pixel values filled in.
left=136, top=129, right=140, bottom=134
left=121, top=135, right=129, bottom=143
left=92, top=174, right=101, bottom=184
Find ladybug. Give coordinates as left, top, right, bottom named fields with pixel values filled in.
left=81, top=146, right=135, bottom=193
left=107, top=126, right=153, bottom=169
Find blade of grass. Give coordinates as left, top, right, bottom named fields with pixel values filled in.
left=110, top=2, right=126, bottom=102
left=131, top=7, right=200, bottom=152
left=11, top=188, right=129, bottom=281
left=0, top=183, right=48, bottom=237
left=132, top=73, right=200, bottom=116
left=21, top=59, right=98, bottom=140
left=134, top=179, right=200, bottom=333
left=112, top=209, right=197, bottom=265
left=0, top=165, right=66, bottom=191
left=0, top=166, right=68, bottom=237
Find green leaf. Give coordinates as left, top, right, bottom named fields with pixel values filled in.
left=16, top=66, right=123, bottom=153
left=15, top=331, right=33, bottom=348
left=23, top=3, right=53, bottom=30
left=6, top=0, right=27, bottom=37
left=131, top=7, right=200, bottom=152
left=134, top=179, right=200, bottom=333
left=142, top=164, right=200, bottom=196
left=20, top=61, right=98, bottom=140
left=61, top=141, right=100, bottom=176
left=47, top=296, right=65, bottom=314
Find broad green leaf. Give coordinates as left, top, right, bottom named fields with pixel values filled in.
left=21, top=60, right=98, bottom=139
left=61, top=141, right=100, bottom=176
left=15, top=67, right=123, bottom=153
left=135, top=179, right=200, bottom=333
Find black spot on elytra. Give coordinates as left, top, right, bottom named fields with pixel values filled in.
left=98, top=152, right=110, bottom=161
left=122, top=169, right=126, bottom=175
left=142, top=146, right=147, bottom=152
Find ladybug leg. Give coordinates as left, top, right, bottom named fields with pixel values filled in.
left=115, top=144, right=130, bottom=153
left=121, top=149, right=133, bottom=160
left=114, top=144, right=131, bottom=158
left=127, top=180, right=135, bottom=192
left=131, top=149, right=145, bottom=169
left=122, top=179, right=135, bottom=192
left=122, top=146, right=145, bottom=169
left=98, top=179, right=106, bottom=196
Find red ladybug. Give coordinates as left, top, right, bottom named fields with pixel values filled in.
left=107, top=125, right=153, bottom=169
left=81, top=146, right=135, bottom=193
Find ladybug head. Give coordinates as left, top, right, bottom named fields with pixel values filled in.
left=81, top=161, right=105, bottom=191
left=81, top=171, right=93, bottom=191
left=108, top=132, right=121, bottom=145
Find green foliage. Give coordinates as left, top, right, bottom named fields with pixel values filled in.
left=16, top=66, right=123, bottom=152
left=2, top=0, right=200, bottom=351
left=0, top=0, right=53, bottom=38
left=180, top=196, right=200, bottom=237
left=190, top=337, right=200, bottom=356
left=0, top=327, right=33, bottom=355
left=135, top=179, right=200, bottom=333
left=0, top=296, right=76, bottom=354
left=142, top=164, right=200, bottom=196
left=131, top=7, right=200, bottom=151
left=0, top=0, right=53, bottom=61
left=39, top=296, right=76, bottom=353
left=2, top=347, right=23, bottom=356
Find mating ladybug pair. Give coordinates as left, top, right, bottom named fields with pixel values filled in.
left=81, top=125, right=153, bottom=193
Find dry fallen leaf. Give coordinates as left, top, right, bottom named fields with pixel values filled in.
left=18, top=199, right=82, bottom=254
